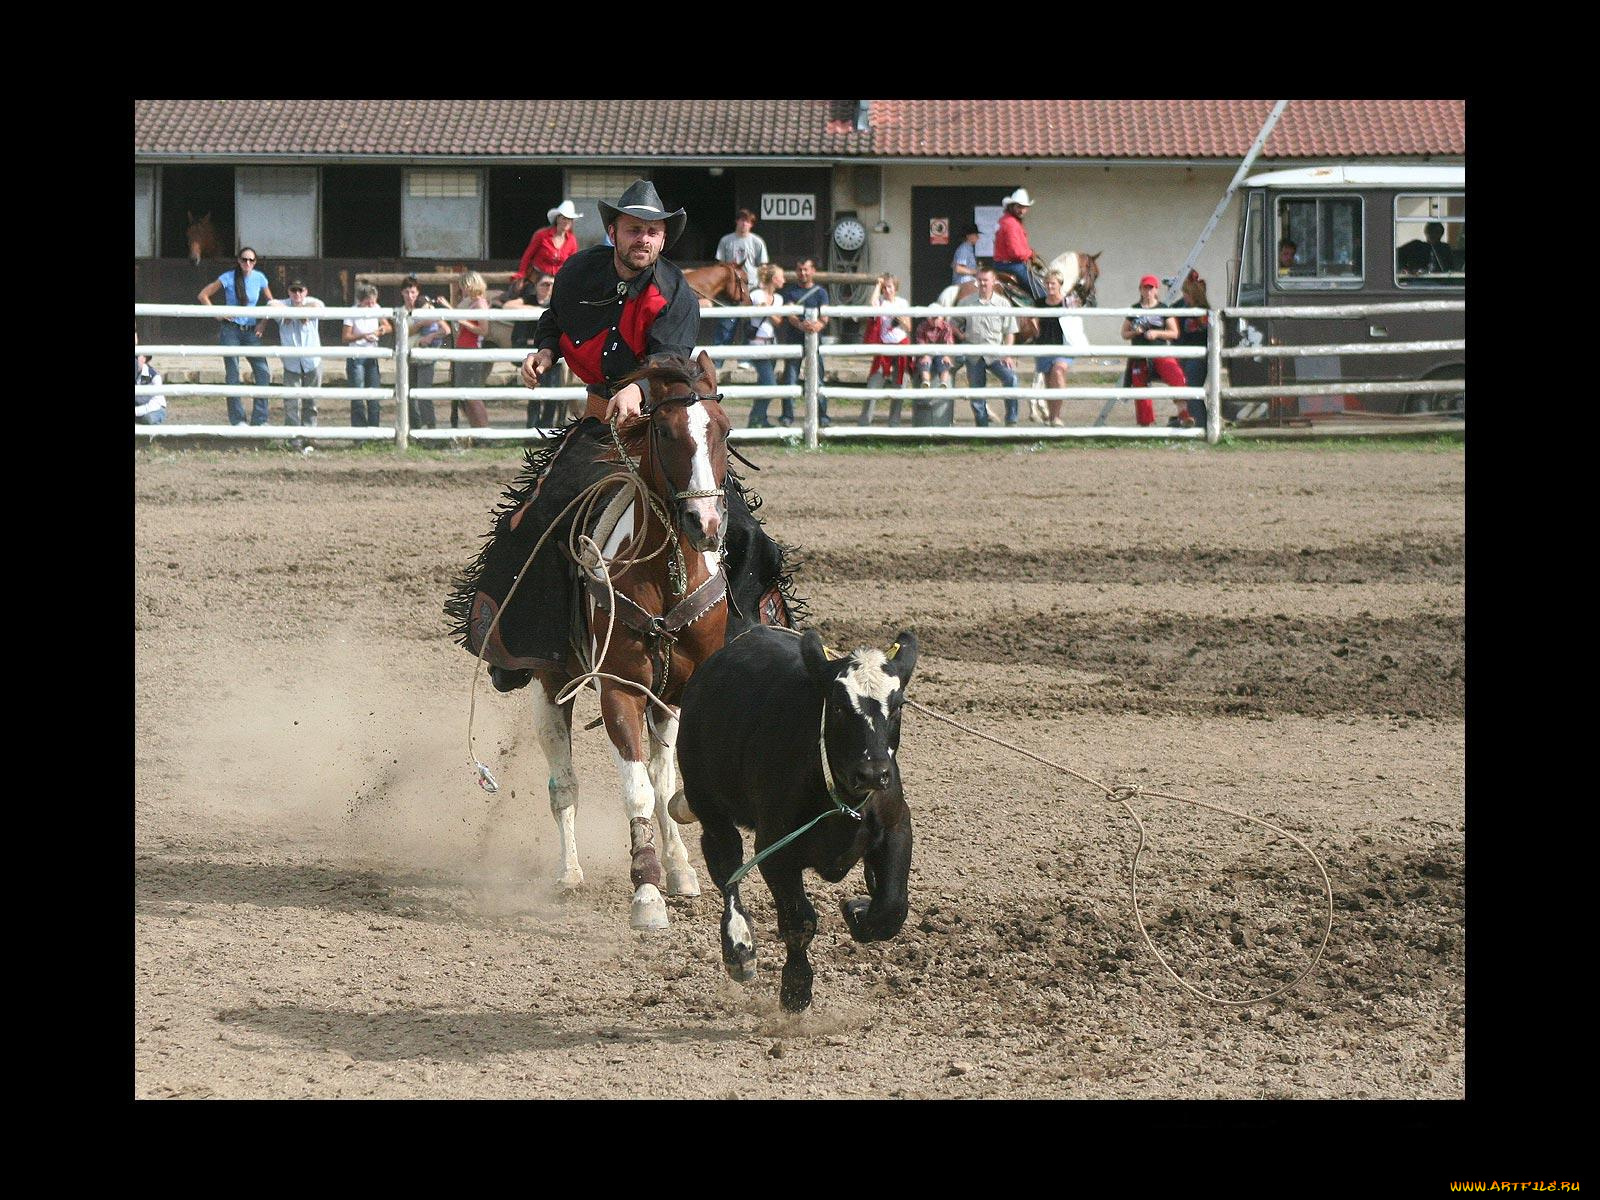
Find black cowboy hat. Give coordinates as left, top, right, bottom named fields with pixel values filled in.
left=598, top=180, right=687, bottom=250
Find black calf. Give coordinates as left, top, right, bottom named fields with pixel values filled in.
left=677, top=626, right=918, bottom=1011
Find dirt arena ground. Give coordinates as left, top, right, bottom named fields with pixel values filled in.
left=133, top=435, right=1465, bottom=1100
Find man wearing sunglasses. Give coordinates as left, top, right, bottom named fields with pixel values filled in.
left=199, top=247, right=275, bottom=426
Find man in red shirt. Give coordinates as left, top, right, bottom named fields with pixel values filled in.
left=992, top=188, right=1044, bottom=301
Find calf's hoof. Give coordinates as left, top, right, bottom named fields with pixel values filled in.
left=666, top=790, right=697, bottom=825
left=723, top=949, right=757, bottom=984
left=779, top=977, right=814, bottom=1012
left=630, top=883, right=669, bottom=931
left=841, top=896, right=905, bottom=942
left=666, top=865, right=701, bottom=897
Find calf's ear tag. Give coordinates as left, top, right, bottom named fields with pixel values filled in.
left=888, top=641, right=901, bottom=659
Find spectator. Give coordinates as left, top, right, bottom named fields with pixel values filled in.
left=713, top=208, right=769, bottom=348
left=197, top=245, right=274, bottom=426
left=955, top=266, right=1019, bottom=427
left=400, top=275, right=449, bottom=430
left=746, top=263, right=786, bottom=428
left=510, top=275, right=567, bottom=428
left=516, top=200, right=583, bottom=283
left=342, top=283, right=392, bottom=428
left=134, top=331, right=166, bottom=425
left=1277, top=239, right=1299, bottom=276
left=1120, top=273, right=1184, bottom=428
left=1172, top=269, right=1211, bottom=428
left=951, top=222, right=981, bottom=287
left=993, top=189, right=1044, bottom=301
left=268, top=278, right=324, bottom=432
left=453, top=270, right=492, bottom=429
left=861, top=274, right=912, bottom=425
left=913, top=310, right=958, bottom=391
left=1034, top=269, right=1090, bottom=427
left=497, top=270, right=543, bottom=351
left=780, top=257, right=831, bottom=427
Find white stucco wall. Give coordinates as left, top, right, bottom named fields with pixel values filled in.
left=842, top=164, right=1247, bottom=309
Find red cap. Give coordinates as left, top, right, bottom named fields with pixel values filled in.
left=1139, top=274, right=1160, bottom=288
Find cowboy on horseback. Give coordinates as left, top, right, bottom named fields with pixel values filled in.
left=458, top=180, right=797, bottom=693
left=992, top=188, right=1046, bottom=302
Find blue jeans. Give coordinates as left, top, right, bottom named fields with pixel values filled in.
left=135, top=409, right=166, bottom=425
left=348, top=356, right=381, bottom=426
left=993, top=261, right=1044, bottom=301
left=1183, top=356, right=1209, bottom=425
left=965, top=356, right=1018, bottom=425
left=221, top=322, right=270, bottom=425
left=777, top=354, right=808, bottom=423
left=713, top=316, right=737, bottom=346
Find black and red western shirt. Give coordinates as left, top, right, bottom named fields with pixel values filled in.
left=534, top=244, right=700, bottom=395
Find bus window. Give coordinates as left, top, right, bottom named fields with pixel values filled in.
left=1275, top=196, right=1363, bottom=288
left=1395, top=193, right=1465, bottom=287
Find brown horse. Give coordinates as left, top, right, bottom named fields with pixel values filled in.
left=185, top=211, right=229, bottom=265
left=682, top=260, right=751, bottom=309
left=494, top=355, right=735, bottom=929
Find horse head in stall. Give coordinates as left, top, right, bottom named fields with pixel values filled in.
left=185, top=212, right=227, bottom=265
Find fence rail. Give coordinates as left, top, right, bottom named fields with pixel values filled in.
left=136, top=298, right=1464, bottom=449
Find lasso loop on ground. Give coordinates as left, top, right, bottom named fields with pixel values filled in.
left=904, top=697, right=1334, bottom=1007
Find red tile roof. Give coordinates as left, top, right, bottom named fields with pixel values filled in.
left=134, top=99, right=1463, bottom=161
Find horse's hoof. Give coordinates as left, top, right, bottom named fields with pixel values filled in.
left=666, top=866, right=701, bottom=897
left=555, top=868, right=585, bottom=893
left=667, top=790, right=697, bottom=825
left=630, top=884, right=669, bottom=930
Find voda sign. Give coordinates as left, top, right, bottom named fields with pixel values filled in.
left=761, top=194, right=816, bottom=221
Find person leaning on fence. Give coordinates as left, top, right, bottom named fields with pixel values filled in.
left=1173, top=270, right=1210, bottom=429
left=913, top=310, right=958, bottom=390
left=343, top=283, right=392, bottom=428
left=861, top=274, right=913, bottom=425
left=400, top=275, right=449, bottom=431
left=197, top=246, right=274, bottom=426
left=713, top=208, right=769, bottom=350
left=1121, top=273, right=1185, bottom=428
left=955, top=266, right=1019, bottom=427
left=266, top=279, right=325, bottom=431
left=1034, top=269, right=1088, bottom=427
left=453, top=271, right=492, bottom=430
left=746, top=263, right=787, bottom=428
left=780, top=258, right=831, bottom=426
left=135, top=330, right=167, bottom=425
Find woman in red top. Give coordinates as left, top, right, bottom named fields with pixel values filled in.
left=516, top=200, right=583, bottom=281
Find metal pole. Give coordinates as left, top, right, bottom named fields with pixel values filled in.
left=803, top=329, right=819, bottom=450
left=1205, top=309, right=1222, bottom=444
left=393, top=306, right=410, bottom=452
left=1163, top=100, right=1290, bottom=306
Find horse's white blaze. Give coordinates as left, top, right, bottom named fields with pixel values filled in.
left=682, top=403, right=721, bottom=535
left=841, top=650, right=901, bottom=717
left=725, top=908, right=753, bottom=952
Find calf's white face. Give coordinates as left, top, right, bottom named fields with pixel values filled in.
left=840, top=649, right=901, bottom=718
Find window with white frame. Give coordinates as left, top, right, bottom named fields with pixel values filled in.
left=1275, top=195, right=1363, bottom=289
left=1394, top=193, right=1465, bottom=287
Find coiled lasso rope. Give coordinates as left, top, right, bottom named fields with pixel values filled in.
left=465, top=453, right=689, bottom=794
left=903, top=698, right=1333, bottom=1007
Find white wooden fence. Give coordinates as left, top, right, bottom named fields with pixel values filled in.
left=135, top=298, right=1464, bottom=450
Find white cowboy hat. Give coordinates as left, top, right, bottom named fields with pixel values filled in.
left=1002, top=188, right=1035, bottom=208
left=547, top=200, right=585, bottom=223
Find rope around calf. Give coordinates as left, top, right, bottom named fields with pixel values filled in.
left=904, top=698, right=1334, bottom=1007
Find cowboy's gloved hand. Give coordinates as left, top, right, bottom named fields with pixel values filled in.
left=607, top=382, right=644, bottom=422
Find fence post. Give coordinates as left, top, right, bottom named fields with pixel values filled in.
left=803, top=329, right=820, bottom=450
left=1206, top=308, right=1222, bottom=445
left=393, top=306, right=410, bottom=452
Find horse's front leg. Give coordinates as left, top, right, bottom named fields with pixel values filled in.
left=647, top=707, right=700, bottom=897
left=601, top=683, right=669, bottom=930
left=531, top=674, right=584, bottom=891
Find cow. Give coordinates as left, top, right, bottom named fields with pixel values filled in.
left=673, top=625, right=918, bottom=1012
